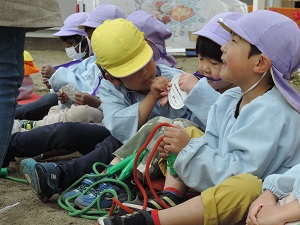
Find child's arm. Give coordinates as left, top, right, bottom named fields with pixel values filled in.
left=246, top=190, right=277, bottom=225
left=254, top=199, right=300, bottom=225
left=161, top=124, right=191, bottom=155
left=138, top=76, right=171, bottom=128
left=74, top=92, right=101, bottom=108
left=178, top=72, right=199, bottom=93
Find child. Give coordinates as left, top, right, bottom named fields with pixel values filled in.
left=19, top=6, right=126, bottom=128
left=246, top=164, right=300, bottom=225
left=98, top=10, right=300, bottom=225
left=19, top=17, right=194, bottom=203
left=92, top=18, right=194, bottom=144
left=17, top=51, right=39, bottom=101
left=15, top=12, right=91, bottom=121
left=63, top=12, right=242, bottom=211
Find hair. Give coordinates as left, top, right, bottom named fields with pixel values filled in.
left=195, top=36, right=223, bottom=62
left=248, top=44, right=261, bottom=58
left=60, top=35, right=89, bottom=52
left=60, top=35, right=82, bottom=44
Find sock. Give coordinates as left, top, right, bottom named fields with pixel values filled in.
left=163, top=187, right=183, bottom=198
left=151, top=210, right=161, bottom=225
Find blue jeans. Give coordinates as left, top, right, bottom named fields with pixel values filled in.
left=0, top=27, right=25, bottom=169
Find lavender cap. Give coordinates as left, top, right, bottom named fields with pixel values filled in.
left=193, top=12, right=244, bottom=46
left=78, top=4, right=125, bottom=29
left=219, top=10, right=300, bottom=113
left=53, top=12, right=89, bottom=37
left=127, top=10, right=176, bottom=67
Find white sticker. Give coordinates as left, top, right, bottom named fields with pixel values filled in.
left=168, top=74, right=188, bottom=109
left=60, top=84, right=79, bottom=102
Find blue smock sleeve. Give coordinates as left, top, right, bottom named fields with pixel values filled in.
left=263, top=164, right=300, bottom=204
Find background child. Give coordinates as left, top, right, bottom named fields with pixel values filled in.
left=99, top=10, right=300, bottom=225
left=15, top=12, right=91, bottom=121
left=247, top=164, right=300, bottom=225
left=17, top=51, right=40, bottom=101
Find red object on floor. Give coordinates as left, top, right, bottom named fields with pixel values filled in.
left=17, top=93, right=41, bottom=105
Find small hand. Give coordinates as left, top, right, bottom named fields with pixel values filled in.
left=41, top=64, right=56, bottom=79
left=178, top=72, right=199, bottom=93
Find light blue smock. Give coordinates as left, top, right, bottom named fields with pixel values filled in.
left=99, top=64, right=194, bottom=143
left=263, top=164, right=300, bottom=204
left=184, top=78, right=221, bottom=130
left=174, top=86, right=300, bottom=193
left=49, top=55, right=101, bottom=98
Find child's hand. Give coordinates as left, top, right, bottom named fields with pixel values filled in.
left=178, top=72, right=199, bottom=93
left=158, top=140, right=169, bottom=159
left=255, top=205, right=285, bottom=225
left=246, top=190, right=277, bottom=225
left=149, top=76, right=171, bottom=104
left=57, top=90, right=69, bottom=104
left=75, top=92, right=101, bottom=108
left=42, top=78, right=51, bottom=89
left=162, top=124, right=190, bottom=155
left=41, top=64, right=56, bottom=79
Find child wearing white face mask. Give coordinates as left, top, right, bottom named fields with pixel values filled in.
left=17, top=11, right=105, bottom=128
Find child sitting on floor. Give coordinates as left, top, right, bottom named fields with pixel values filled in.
left=99, top=9, right=300, bottom=225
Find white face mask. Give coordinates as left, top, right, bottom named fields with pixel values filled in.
left=65, top=40, right=87, bottom=60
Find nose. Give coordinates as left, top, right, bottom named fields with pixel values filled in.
left=221, top=43, right=227, bottom=53
left=201, top=62, right=210, bottom=74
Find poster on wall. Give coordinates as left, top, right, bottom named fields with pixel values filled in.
left=77, top=0, right=248, bottom=52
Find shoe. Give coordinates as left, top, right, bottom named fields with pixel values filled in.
left=119, top=191, right=186, bottom=215
left=97, top=210, right=154, bottom=225
left=19, top=120, right=36, bottom=130
left=61, top=173, right=97, bottom=203
left=20, top=158, right=61, bottom=202
left=74, top=181, right=135, bottom=211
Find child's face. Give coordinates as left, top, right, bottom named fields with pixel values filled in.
left=119, top=59, right=157, bottom=92
left=197, top=55, right=232, bottom=90
left=220, top=33, right=254, bottom=86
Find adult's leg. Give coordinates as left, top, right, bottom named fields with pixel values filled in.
left=15, top=92, right=58, bottom=120
left=4, top=122, right=110, bottom=166
left=57, top=135, right=122, bottom=190
left=0, top=27, right=25, bottom=169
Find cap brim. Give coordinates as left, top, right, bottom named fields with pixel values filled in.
left=53, top=30, right=84, bottom=37
left=193, top=29, right=227, bottom=46
left=78, top=21, right=99, bottom=29
left=106, top=42, right=153, bottom=78
left=218, top=18, right=254, bottom=45
left=271, top=66, right=300, bottom=113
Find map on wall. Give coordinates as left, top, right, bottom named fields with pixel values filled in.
left=77, top=0, right=248, bottom=50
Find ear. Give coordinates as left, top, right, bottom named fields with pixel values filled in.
left=253, top=54, right=272, bottom=74
left=105, top=73, right=121, bottom=86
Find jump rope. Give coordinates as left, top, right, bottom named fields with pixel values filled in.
left=58, top=122, right=175, bottom=219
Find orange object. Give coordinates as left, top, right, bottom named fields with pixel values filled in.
left=24, top=51, right=39, bottom=76
left=248, top=6, right=300, bottom=28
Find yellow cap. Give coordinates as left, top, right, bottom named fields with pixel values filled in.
left=24, top=50, right=33, bottom=62
left=91, top=18, right=153, bottom=78
left=23, top=51, right=39, bottom=75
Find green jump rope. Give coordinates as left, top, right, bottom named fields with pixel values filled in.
left=0, top=167, right=27, bottom=183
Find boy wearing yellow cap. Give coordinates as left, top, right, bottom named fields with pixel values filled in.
left=91, top=18, right=195, bottom=144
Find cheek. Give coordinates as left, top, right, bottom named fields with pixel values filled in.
left=211, top=66, right=221, bottom=79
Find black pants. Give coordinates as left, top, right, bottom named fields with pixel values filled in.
left=6, top=122, right=122, bottom=189
left=15, top=93, right=58, bottom=120
left=57, top=134, right=122, bottom=190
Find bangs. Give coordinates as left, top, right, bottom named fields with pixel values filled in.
left=196, top=36, right=222, bottom=62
